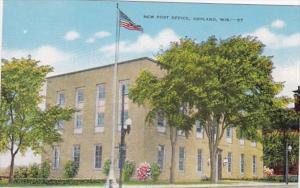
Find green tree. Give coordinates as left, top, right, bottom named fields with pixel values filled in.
left=129, top=70, right=194, bottom=183
left=0, top=57, right=74, bottom=183
left=131, top=36, right=282, bottom=182
left=263, top=108, right=299, bottom=175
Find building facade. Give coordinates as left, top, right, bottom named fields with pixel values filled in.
left=42, top=57, right=263, bottom=181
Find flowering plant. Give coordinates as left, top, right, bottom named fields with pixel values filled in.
left=136, top=162, right=151, bottom=181
left=263, top=166, right=274, bottom=177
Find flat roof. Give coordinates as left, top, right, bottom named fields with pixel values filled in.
left=47, top=57, right=156, bottom=79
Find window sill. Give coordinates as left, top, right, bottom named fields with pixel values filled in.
left=74, top=128, right=83, bottom=134
left=95, top=127, right=104, bottom=133
left=196, top=133, right=204, bottom=139
left=157, top=126, right=166, bottom=133
left=226, top=138, right=232, bottom=144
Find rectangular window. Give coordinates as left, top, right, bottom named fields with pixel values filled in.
left=97, top=113, right=104, bottom=127
left=118, top=81, right=130, bottom=131
left=52, top=146, right=60, bottom=169
left=239, top=138, right=245, bottom=145
left=55, top=120, right=64, bottom=130
left=97, top=84, right=105, bottom=100
left=227, top=152, right=232, bottom=173
left=251, top=141, right=257, bottom=147
left=196, top=120, right=204, bottom=138
left=76, top=88, right=84, bottom=104
left=157, top=111, right=165, bottom=127
left=118, top=144, right=127, bottom=169
left=75, top=113, right=82, bottom=129
left=252, top=155, right=257, bottom=175
left=240, top=154, right=245, bottom=174
left=179, top=147, right=185, bottom=171
left=73, top=145, right=80, bottom=167
left=157, top=145, right=164, bottom=169
left=197, top=149, right=203, bottom=172
left=57, top=91, right=65, bottom=107
left=226, top=127, right=233, bottom=143
left=94, top=145, right=102, bottom=169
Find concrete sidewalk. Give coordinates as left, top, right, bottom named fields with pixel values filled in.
left=120, top=182, right=298, bottom=188
left=2, top=181, right=298, bottom=188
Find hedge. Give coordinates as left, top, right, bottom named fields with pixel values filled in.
left=13, top=178, right=105, bottom=185
left=223, top=175, right=298, bottom=182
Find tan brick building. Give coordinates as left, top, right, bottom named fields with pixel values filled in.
left=42, top=57, right=263, bottom=181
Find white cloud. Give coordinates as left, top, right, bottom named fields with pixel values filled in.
left=271, top=19, right=286, bottom=29
left=86, top=37, right=96, bottom=43
left=99, top=28, right=179, bottom=55
left=2, top=46, right=73, bottom=66
left=95, top=31, right=111, bottom=38
left=272, top=60, right=300, bottom=98
left=246, top=27, right=300, bottom=49
left=85, top=31, right=111, bottom=43
left=64, top=30, right=80, bottom=41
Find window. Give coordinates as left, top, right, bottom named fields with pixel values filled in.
left=156, top=111, right=166, bottom=132
left=118, top=144, right=127, bottom=169
left=97, top=113, right=104, bottom=127
left=179, top=147, right=185, bottom=171
left=197, top=149, right=203, bottom=172
left=55, top=120, right=64, bottom=130
left=97, top=84, right=105, bottom=100
left=73, top=145, right=80, bottom=167
left=252, top=155, right=257, bottom=175
left=118, top=81, right=130, bottom=131
left=75, top=113, right=82, bottom=129
left=239, top=138, right=245, bottom=145
left=251, top=141, right=257, bottom=147
left=157, top=111, right=164, bottom=127
left=226, top=127, right=233, bottom=143
left=52, top=146, right=60, bottom=169
left=157, top=145, right=164, bottom=169
left=227, top=152, right=232, bottom=173
left=57, top=91, right=65, bottom=107
left=76, top=88, right=84, bottom=104
left=240, top=154, right=245, bottom=174
left=196, top=120, right=204, bottom=138
left=94, top=145, right=102, bottom=169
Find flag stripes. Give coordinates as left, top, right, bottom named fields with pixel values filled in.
left=119, top=10, right=143, bottom=32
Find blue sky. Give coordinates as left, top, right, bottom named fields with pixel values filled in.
left=2, top=0, right=300, bottom=97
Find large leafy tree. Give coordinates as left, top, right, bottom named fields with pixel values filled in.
left=0, top=57, right=74, bottom=183
left=131, top=36, right=282, bottom=182
left=129, top=71, right=194, bottom=183
left=263, top=108, right=299, bottom=174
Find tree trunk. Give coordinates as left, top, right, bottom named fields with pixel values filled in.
left=169, top=126, right=177, bottom=184
left=9, top=152, right=15, bottom=183
left=209, top=146, right=218, bottom=183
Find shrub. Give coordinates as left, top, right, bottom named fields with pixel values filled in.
left=38, top=161, right=50, bottom=179
left=122, top=160, right=135, bottom=182
left=150, top=163, right=160, bottom=181
left=64, top=161, right=78, bottom=178
left=136, top=162, right=151, bottom=181
left=12, top=178, right=105, bottom=185
left=14, top=166, right=29, bottom=178
left=28, top=164, right=40, bottom=178
left=103, top=159, right=110, bottom=176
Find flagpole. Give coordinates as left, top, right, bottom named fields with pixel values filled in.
left=106, top=1, right=120, bottom=188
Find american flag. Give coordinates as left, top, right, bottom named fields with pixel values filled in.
left=119, top=10, right=143, bottom=32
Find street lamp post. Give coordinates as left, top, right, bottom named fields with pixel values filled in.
left=119, top=84, right=131, bottom=188
left=285, top=144, right=292, bottom=185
